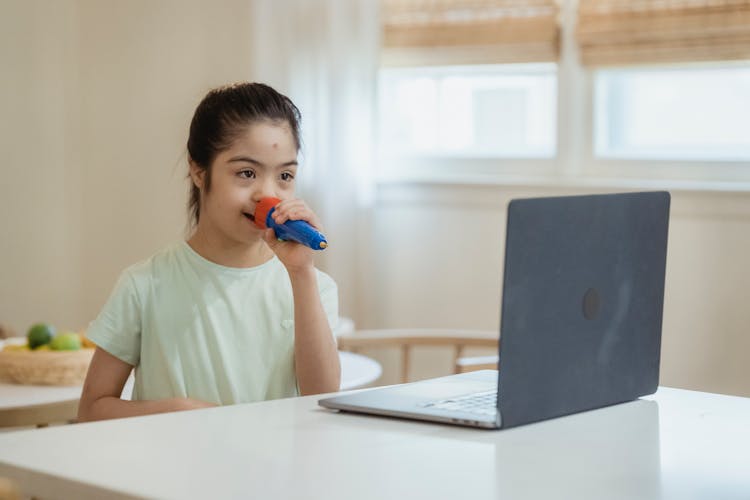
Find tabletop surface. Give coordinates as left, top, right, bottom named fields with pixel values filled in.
left=0, top=385, right=749, bottom=500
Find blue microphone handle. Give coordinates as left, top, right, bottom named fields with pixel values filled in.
left=266, top=208, right=328, bottom=250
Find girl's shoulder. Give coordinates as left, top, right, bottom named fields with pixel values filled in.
left=116, top=242, right=185, bottom=284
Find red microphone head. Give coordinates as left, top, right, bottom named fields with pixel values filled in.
left=253, top=197, right=281, bottom=229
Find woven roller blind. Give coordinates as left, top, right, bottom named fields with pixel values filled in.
left=382, top=0, right=560, bottom=65
left=576, top=0, right=750, bottom=66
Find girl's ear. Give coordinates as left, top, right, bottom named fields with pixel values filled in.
left=189, top=160, right=206, bottom=189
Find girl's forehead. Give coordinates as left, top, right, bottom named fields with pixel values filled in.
left=245, top=121, right=293, bottom=141
left=228, top=122, right=296, bottom=153
left=221, top=122, right=297, bottom=161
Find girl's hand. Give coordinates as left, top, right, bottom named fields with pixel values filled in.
left=263, top=198, right=323, bottom=274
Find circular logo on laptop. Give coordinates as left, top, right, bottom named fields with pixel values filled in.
left=582, top=288, right=600, bottom=320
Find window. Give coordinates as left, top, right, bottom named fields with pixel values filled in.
left=378, top=64, right=557, bottom=159
left=594, top=64, right=750, bottom=161
left=377, top=0, right=750, bottom=186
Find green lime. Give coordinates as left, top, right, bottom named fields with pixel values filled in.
left=50, top=332, right=82, bottom=351
left=27, top=323, right=55, bottom=349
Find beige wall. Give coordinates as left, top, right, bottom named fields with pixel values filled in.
left=361, top=183, right=750, bottom=397
left=1, top=0, right=82, bottom=333
left=1, top=0, right=255, bottom=334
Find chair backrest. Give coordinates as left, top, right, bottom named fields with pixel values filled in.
left=336, top=329, right=499, bottom=383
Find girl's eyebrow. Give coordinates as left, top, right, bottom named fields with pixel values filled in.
left=228, top=156, right=298, bottom=168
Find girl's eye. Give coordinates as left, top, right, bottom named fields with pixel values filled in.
left=239, top=170, right=255, bottom=179
left=280, top=172, right=294, bottom=182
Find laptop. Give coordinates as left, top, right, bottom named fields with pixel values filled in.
left=319, top=191, right=671, bottom=429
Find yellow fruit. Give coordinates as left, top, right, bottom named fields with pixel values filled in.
left=27, top=323, right=55, bottom=349
left=35, top=344, right=51, bottom=351
left=2, top=343, right=29, bottom=352
left=78, top=332, right=96, bottom=349
left=50, top=332, right=81, bottom=351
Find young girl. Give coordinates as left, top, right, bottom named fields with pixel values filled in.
left=78, top=83, right=341, bottom=422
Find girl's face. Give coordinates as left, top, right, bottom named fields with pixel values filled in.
left=191, top=121, right=298, bottom=247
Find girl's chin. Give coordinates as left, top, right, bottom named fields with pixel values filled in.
left=242, top=226, right=267, bottom=242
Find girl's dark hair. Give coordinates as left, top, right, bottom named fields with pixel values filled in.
left=186, top=82, right=301, bottom=226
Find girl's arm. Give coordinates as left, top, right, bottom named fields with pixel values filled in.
left=289, top=267, right=341, bottom=395
left=263, top=199, right=341, bottom=395
left=77, top=347, right=216, bottom=423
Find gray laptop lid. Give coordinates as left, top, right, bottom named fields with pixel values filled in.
left=497, top=191, right=670, bottom=428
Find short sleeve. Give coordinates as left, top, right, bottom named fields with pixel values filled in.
left=85, top=270, right=142, bottom=366
left=317, top=270, right=340, bottom=343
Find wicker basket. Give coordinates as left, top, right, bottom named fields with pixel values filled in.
left=0, top=349, right=94, bottom=386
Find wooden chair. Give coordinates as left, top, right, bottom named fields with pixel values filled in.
left=336, top=329, right=499, bottom=383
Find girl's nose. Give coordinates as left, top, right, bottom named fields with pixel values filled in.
left=251, top=180, right=277, bottom=202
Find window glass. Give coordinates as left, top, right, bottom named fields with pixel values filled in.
left=378, top=64, right=557, bottom=158
left=594, top=65, right=750, bottom=161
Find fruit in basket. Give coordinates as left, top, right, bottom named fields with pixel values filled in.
left=1, top=343, right=30, bottom=352
left=50, top=332, right=82, bottom=351
left=27, top=322, right=56, bottom=349
left=0, top=339, right=93, bottom=385
left=79, top=332, right=96, bottom=349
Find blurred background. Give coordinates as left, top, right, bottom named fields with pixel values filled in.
left=1, top=0, right=749, bottom=396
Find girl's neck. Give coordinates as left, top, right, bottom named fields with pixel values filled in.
left=187, top=228, right=273, bottom=269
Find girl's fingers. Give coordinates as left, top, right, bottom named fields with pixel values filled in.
left=272, top=199, right=322, bottom=230
left=273, top=199, right=305, bottom=221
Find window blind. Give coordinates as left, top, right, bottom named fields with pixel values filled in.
left=576, top=0, right=750, bottom=66
left=382, top=0, right=560, bottom=66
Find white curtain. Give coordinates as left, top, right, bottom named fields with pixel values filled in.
left=250, top=0, right=380, bottom=322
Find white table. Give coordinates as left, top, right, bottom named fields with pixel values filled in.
left=0, top=385, right=749, bottom=499
left=0, top=350, right=381, bottom=427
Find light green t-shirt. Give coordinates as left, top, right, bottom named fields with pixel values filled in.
left=86, top=241, right=339, bottom=405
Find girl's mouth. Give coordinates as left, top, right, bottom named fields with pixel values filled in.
left=243, top=212, right=255, bottom=222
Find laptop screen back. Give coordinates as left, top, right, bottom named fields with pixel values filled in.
left=497, top=191, right=670, bottom=428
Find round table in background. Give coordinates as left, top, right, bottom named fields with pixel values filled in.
left=338, top=350, right=382, bottom=391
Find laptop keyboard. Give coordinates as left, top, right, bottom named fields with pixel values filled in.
left=420, top=390, right=498, bottom=417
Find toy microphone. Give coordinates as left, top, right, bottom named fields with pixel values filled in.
left=253, top=197, right=328, bottom=250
